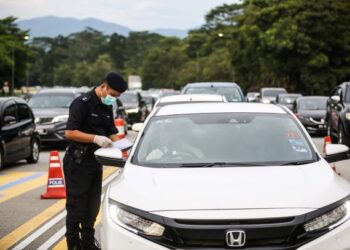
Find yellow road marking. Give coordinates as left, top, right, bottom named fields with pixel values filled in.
left=0, top=171, right=33, bottom=186
left=0, top=167, right=116, bottom=250
left=0, top=175, right=47, bottom=204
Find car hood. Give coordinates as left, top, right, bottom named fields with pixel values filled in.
left=108, top=160, right=350, bottom=212
left=32, top=108, right=69, bottom=118
left=299, top=110, right=326, bottom=119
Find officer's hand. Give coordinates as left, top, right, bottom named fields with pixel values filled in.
left=93, top=135, right=113, bottom=148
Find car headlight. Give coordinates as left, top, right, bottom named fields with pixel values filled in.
left=52, top=115, right=69, bottom=123
left=35, top=117, right=40, bottom=124
left=127, top=108, right=139, bottom=114
left=304, top=201, right=350, bottom=232
left=346, top=113, right=350, bottom=120
left=109, top=201, right=165, bottom=236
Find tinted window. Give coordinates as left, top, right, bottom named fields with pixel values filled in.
left=263, top=89, right=287, bottom=97
left=18, top=104, right=32, bottom=121
left=134, top=113, right=315, bottom=167
left=3, top=105, right=17, bottom=121
left=299, top=99, right=327, bottom=111
left=28, top=94, right=75, bottom=109
left=185, top=87, right=242, bottom=102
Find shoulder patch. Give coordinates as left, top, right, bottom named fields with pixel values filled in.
left=79, top=93, right=91, bottom=102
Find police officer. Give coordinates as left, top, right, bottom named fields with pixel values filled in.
left=63, top=72, right=128, bottom=250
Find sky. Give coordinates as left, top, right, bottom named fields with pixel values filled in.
left=0, top=0, right=236, bottom=30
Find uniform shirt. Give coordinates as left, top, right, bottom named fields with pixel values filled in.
left=66, top=87, right=118, bottom=146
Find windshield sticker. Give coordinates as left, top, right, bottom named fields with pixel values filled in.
left=287, top=131, right=301, bottom=139
left=289, top=139, right=308, bottom=153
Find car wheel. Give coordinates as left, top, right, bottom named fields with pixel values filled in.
left=338, top=123, right=349, bottom=146
left=27, top=138, right=40, bottom=163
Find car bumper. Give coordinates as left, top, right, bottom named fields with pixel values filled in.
left=102, top=209, right=350, bottom=250
left=36, top=123, right=66, bottom=143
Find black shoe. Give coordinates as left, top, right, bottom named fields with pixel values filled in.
left=67, top=240, right=82, bottom=250
left=81, top=238, right=101, bottom=250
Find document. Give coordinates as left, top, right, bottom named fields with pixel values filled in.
left=112, top=138, right=133, bottom=151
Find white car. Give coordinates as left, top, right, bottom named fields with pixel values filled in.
left=154, top=94, right=227, bottom=108
left=95, top=103, right=350, bottom=250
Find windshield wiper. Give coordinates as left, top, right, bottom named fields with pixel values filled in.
left=178, top=162, right=266, bottom=168
left=281, top=159, right=317, bottom=166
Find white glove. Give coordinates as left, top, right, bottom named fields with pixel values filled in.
left=93, top=135, right=112, bottom=148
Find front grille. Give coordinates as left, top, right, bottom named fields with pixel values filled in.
left=144, top=217, right=325, bottom=249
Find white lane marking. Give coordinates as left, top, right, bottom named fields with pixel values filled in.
left=14, top=169, right=120, bottom=250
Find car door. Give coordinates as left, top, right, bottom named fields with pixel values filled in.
left=17, top=103, right=35, bottom=157
left=1, top=103, right=21, bottom=162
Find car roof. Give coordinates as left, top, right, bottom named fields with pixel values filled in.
left=155, top=103, right=287, bottom=116
left=35, top=88, right=82, bottom=95
left=184, top=82, right=241, bottom=88
left=0, top=96, right=27, bottom=105
left=158, top=94, right=226, bottom=104
left=298, top=96, right=327, bottom=100
left=278, top=93, right=302, bottom=97
left=261, top=87, right=287, bottom=91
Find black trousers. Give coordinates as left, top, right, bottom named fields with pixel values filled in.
left=63, top=152, right=103, bottom=244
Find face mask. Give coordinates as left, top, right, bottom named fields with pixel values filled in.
left=101, top=88, right=116, bottom=106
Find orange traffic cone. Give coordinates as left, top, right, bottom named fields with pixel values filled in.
left=114, top=119, right=126, bottom=139
left=41, top=151, right=66, bottom=199
left=323, top=136, right=332, bottom=154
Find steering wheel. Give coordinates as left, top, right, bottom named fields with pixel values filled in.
left=161, top=149, right=197, bottom=160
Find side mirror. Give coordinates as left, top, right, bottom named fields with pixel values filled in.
left=3, top=115, right=16, bottom=125
left=331, top=96, right=341, bottom=104
left=324, top=144, right=350, bottom=163
left=132, top=123, right=143, bottom=132
left=94, top=148, right=126, bottom=167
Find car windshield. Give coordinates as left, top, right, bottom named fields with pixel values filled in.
left=279, top=95, right=300, bottom=104
left=299, top=99, right=327, bottom=111
left=263, top=89, right=286, bottom=97
left=119, top=93, right=138, bottom=106
left=186, top=87, right=242, bottom=102
left=28, top=94, right=75, bottom=108
left=133, top=113, right=316, bottom=167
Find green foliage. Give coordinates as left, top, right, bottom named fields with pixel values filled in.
left=3, top=1, right=350, bottom=94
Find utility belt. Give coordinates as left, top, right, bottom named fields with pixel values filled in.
left=66, top=142, right=99, bottom=164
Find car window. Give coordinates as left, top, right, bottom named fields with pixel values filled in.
left=3, top=105, right=17, bottom=121
left=185, top=87, right=242, bottom=102
left=345, top=86, right=350, bottom=103
left=17, top=104, right=32, bottom=121
left=28, top=94, right=75, bottom=109
left=298, top=99, right=327, bottom=111
left=262, top=89, right=287, bottom=97
left=119, top=93, right=139, bottom=106
left=133, top=113, right=315, bottom=167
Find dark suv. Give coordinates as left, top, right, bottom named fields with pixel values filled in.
left=119, top=91, right=149, bottom=125
left=327, top=82, right=350, bottom=145
left=0, top=97, right=40, bottom=169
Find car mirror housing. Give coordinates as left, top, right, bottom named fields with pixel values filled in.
left=324, top=144, right=350, bottom=163
left=331, top=95, right=341, bottom=104
left=132, top=123, right=143, bottom=132
left=94, top=148, right=126, bottom=167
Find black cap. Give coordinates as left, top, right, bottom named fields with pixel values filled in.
left=104, top=72, right=128, bottom=93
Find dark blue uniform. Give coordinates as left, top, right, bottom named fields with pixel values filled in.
left=63, top=87, right=118, bottom=248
